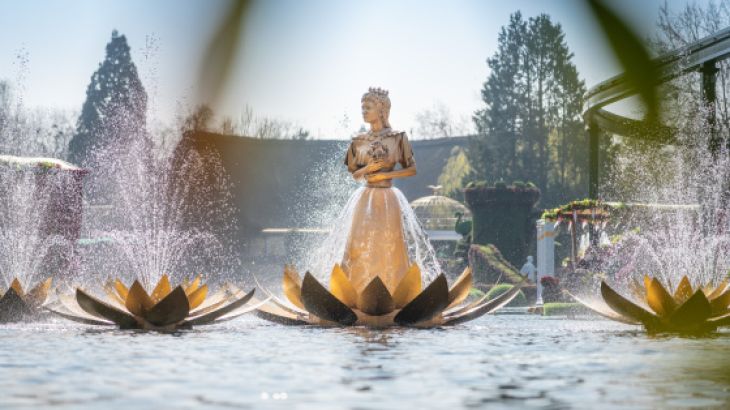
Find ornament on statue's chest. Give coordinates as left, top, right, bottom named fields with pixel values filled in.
left=367, top=140, right=389, bottom=161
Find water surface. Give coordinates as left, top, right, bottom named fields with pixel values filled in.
left=1, top=315, right=729, bottom=409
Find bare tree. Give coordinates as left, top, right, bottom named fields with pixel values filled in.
left=217, top=104, right=310, bottom=140
left=415, top=102, right=473, bottom=139
left=220, top=116, right=235, bottom=135
left=182, top=104, right=213, bottom=133
left=0, top=80, right=76, bottom=159
left=655, top=1, right=730, bottom=130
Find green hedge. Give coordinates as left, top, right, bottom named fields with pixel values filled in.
left=485, top=284, right=527, bottom=307
left=542, top=302, right=591, bottom=316
left=468, top=244, right=525, bottom=284
left=464, top=182, right=540, bottom=267
left=469, top=287, right=486, bottom=298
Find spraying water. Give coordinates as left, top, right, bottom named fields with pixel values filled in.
left=597, top=102, right=730, bottom=290
left=292, top=144, right=441, bottom=285
left=81, top=136, right=240, bottom=289
left=0, top=157, right=82, bottom=289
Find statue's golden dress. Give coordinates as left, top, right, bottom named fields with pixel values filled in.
left=342, top=130, right=415, bottom=294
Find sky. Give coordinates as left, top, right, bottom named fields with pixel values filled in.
left=0, top=0, right=712, bottom=139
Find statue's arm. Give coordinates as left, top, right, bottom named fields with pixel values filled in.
left=352, top=164, right=369, bottom=180
left=366, top=163, right=416, bottom=183
left=352, top=160, right=389, bottom=181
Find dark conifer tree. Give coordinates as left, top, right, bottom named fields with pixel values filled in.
left=469, top=13, right=594, bottom=206
left=68, top=30, right=147, bottom=167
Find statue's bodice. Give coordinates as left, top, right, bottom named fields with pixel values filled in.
left=344, top=129, right=415, bottom=188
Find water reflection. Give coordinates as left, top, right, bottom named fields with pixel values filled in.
left=0, top=317, right=729, bottom=409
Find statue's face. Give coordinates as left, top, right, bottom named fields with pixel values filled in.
left=361, top=99, right=380, bottom=124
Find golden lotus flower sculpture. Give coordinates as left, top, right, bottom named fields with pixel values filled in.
left=255, top=264, right=523, bottom=327
left=572, top=275, right=730, bottom=334
left=0, top=277, right=52, bottom=322
left=46, top=275, right=262, bottom=330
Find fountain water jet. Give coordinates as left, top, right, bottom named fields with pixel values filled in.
left=0, top=156, right=86, bottom=322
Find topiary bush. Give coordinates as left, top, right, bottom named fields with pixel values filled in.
left=467, top=244, right=524, bottom=284
left=485, top=284, right=527, bottom=307
left=469, top=287, right=485, bottom=298
left=542, top=302, right=591, bottom=316
left=464, top=181, right=540, bottom=267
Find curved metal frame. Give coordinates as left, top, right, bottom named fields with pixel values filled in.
left=583, top=26, right=730, bottom=200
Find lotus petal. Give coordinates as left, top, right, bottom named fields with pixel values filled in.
left=444, top=286, right=495, bottom=317
left=569, top=291, right=640, bottom=325
left=104, top=281, right=126, bottom=306
left=126, top=281, right=154, bottom=317
left=708, top=279, right=728, bottom=300
left=710, top=289, right=730, bottom=316
left=26, top=277, right=52, bottom=307
left=628, top=277, right=645, bottom=301
left=76, top=288, right=137, bottom=328
left=114, top=279, right=129, bottom=301
left=151, top=275, right=172, bottom=303
left=261, top=287, right=307, bottom=316
left=283, top=265, right=305, bottom=310
left=144, top=286, right=190, bottom=327
left=9, top=278, right=24, bottom=298
left=646, top=278, right=676, bottom=317
left=55, top=294, right=94, bottom=317
left=329, top=264, right=357, bottom=307
left=668, top=289, right=711, bottom=328
left=394, top=274, right=449, bottom=326
left=185, top=288, right=256, bottom=325
left=600, top=281, right=660, bottom=327
left=189, top=289, right=234, bottom=317
left=674, top=276, right=693, bottom=304
left=190, top=298, right=229, bottom=318
left=443, top=297, right=481, bottom=317
left=185, top=275, right=202, bottom=296
left=251, top=275, right=308, bottom=316
left=447, top=266, right=472, bottom=308
left=0, top=288, right=33, bottom=322
left=358, top=276, right=395, bottom=316
left=44, top=303, right=112, bottom=326
left=392, top=264, right=422, bottom=308
left=300, top=272, right=357, bottom=325
left=443, top=282, right=523, bottom=326
left=187, top=284, right=208, bottom=310
left=206, top=296, right=270, bottom=324
left=255, top=299, right=309, bottom=325
left=708, top=311, right=730, bottom=327
left=58, top=292, right=108, bottom=320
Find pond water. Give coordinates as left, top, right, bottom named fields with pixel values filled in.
left=1, top=314, right=729, bottom=409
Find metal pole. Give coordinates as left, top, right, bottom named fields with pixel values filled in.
left=535, top=219, right=555, bottom=306
left=701, top=60, right=719, bottom=157
left=587, top=114, right=600, bottom=246
left=588, top=114, right=599, bottom=201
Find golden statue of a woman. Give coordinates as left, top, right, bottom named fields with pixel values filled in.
left=342, top=87, right=417, bottom=294
left=254, top=88, right=521, bottom=327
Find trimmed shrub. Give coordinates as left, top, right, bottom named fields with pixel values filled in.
left=464, top=181, right=540, bottom=267
left=468, top=244, right=525, bottom=284
left=469, top=287, right=486, bottom=298
left=542, top=302, right=591, bottom=316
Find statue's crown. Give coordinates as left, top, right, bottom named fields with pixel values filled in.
left=368, top=87, right=389, bottom=98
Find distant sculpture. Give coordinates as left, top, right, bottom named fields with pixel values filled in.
left=454, top=211, right=472, bottom=237
left=520, top=255, right=536, bottom=282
